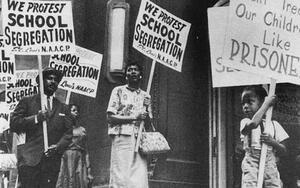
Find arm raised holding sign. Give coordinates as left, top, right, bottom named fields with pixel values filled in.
left=239, top=85, right=289, bottom=187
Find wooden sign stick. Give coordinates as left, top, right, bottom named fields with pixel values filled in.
left=257, top=78, right=276, bottom=188
left=135, top=60, right=156, bottom=152
left=37, top=55, right=49, bottom=152
left=65, top=90, right=71, bottom=105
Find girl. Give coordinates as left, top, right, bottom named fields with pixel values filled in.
left=240, top=85, right=289, bottom=188
left=56, top=104, right=93, bottom=188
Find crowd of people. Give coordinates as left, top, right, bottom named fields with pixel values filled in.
left=2, top=61, right=297, bottom=188
left=0, top=61, right=153, bottom=188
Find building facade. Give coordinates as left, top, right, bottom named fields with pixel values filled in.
left=2, top=0, right=299, bottom=187
left=6, top=0, right=300, bottom=187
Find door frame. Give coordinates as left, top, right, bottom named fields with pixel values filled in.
left=209, top=87, right=228, bottom=188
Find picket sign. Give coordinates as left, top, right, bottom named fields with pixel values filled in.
left=132, top=0, right=190, bottom=152
left=134, top=60, right=156, bottom=152
left=37, top=56, right=49, bottom=152
left=257, top=78, right=276, bottom=188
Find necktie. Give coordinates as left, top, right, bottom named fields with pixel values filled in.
left=47, top=96, right=51, bottom=110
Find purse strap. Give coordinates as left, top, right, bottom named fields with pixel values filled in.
left=150, top=122, right=156, bottom=131
left=142, top=122, right=156, bottom=132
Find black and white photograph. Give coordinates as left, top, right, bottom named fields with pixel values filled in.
left=1, top=0, right=300, bottom=188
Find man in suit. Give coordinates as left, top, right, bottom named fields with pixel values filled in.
left=10, top=67, right=73, bottom=188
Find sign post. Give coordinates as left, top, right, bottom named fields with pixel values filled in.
left=65, top=91, right=71, bottom=105
left=135, top=60, right=156, bottom=152
left=257, top=78, right=276, bottom=188
left=37, top=56, right=48, bottom=151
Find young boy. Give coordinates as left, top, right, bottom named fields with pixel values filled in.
left=240, top=85, right=289, bottom=188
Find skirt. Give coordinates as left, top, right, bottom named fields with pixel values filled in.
left=56, top=149, right=88, bottom=188
left=109, top=134, right=149, bottom=188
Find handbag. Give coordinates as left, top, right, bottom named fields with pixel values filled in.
left=139, top=124, right=171, bottom=155
left=0, top=154, right=17, bottom=171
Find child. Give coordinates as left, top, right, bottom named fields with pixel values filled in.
left=56, top=104, right=93, bottom=188
left=240, top=85, right=289, bottom=188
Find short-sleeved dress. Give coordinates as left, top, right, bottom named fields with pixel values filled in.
left=107, top=85, right=150, bottom=188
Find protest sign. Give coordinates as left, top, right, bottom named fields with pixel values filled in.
left=6, top=70, right=39, bottom=146
left=207, top=7, right=283, bottom=87
left=2, top=0, right=75, bottom=55
left=0, top=102, right=10, bottom=134
left=133, top=0, right=191, bottom=72
left=0, top=36, right=15, bottom=83
left=222, top=0, right=300, bottom=85
left=49, top=46, right=103, bottom=98
left=6, top=70, right=38, bottom=111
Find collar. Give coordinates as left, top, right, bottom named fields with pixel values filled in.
left=126, top=84, right=141, bottom=94
left=43, top=93, right=53, bottom=100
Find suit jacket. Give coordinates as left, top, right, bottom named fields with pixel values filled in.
left=10, top=94, right=73, bottom=167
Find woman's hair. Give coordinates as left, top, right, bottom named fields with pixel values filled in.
left=124, top=61, right=143, bottom=77
left=242, top=85, right=268, bottom=102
